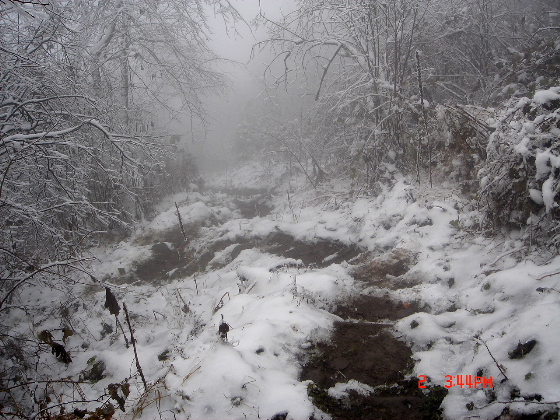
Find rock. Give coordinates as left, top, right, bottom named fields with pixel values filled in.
left=508, top=339, right=537, bottom=359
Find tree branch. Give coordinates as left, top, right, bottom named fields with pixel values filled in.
left=0, top=259, right=88, bottom=311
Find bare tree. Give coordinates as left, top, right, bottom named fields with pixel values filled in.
left=1, top=0, right=239, bottom=291
left=255, top=0, right=432, bottom=188
left=254, top=0, right=559, bottom=191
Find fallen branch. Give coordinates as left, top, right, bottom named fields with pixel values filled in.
left=487, top=245, right=526, bottom=267
left=116, top=317, right=129, bottom=348
left=535, top=270, right=560, bottom=281
left=1, top=379, right=90, bottom=392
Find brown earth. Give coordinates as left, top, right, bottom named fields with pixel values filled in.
left=233, top=196, right=274, bottom=218
left=301, top=299, right=442, bottom=420
left=299, top=248, right=445, bottom=420
left=334, top=294, right=422, bottom=322
left=210, top=186, right=274, bottom=219
left=301, top=321, right=412, bottom=389
left=135, top=241, right=183, bottom=281
left=351, top=248, right=421, bottom=289
left=261, top=231, right=363, bottom=267
left=127, top=228, right=364, bottom=283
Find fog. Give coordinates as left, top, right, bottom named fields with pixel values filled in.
left=182, top=0, right=298, bottom=173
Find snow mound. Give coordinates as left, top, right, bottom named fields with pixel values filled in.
left=533, top=87, right=560, bottom=105
left=148, top=201, right=215, bottom=232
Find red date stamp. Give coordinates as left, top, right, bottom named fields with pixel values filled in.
left=418, top=375, right=494, bottom=389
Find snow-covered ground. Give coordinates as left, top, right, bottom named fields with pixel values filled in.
left=4, top=162, right=560, bottom=419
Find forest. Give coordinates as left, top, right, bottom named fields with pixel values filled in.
left=1, top=0, right=560, bottom=419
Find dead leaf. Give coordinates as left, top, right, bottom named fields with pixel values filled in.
left=104, top=287, right=120, bottom=316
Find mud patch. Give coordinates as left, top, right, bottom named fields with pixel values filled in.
left=352, top=248, right=419, bottom=289
left=301, top=321, right=412, bottom=388
left=307, top=380, right=447, bottom=420
left=233, top=196, right=273, bottom=218
left=209, top=187, right=274, bottom=218
left=334, top=294, right=421, bottom=322
left=134, top=242, right=182, bottom=282
left=261, top=232, right=363, bottom=267
left=186, top=231, right=363, bottom=276
left=301, top=318, right=445, bottom=419
left=191, top=240, right=254, bottom=272
left=133, top=224, right=197, bottom=247
left=131, top=219, right=235, bottom=282
left=300, top=246, right=436, bottom=419
left=210, top=187, right=273, bottom=197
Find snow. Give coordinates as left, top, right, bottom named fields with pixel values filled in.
left=529, top=188, right=544, bottom=205
left=533, top=87, right=560, bottom=105
left=147, top=201, right=215, bottom=232
left=513, top=136, right=530, bottom=156
left=542, top=176, right=556, bottom=212
left=327, top=379, right=375, bottom=399
left=535, top=149, right=560, bottom=180
left=6, top=163, right=560, bottom=419
left=89, top=240, right=153, bottom=279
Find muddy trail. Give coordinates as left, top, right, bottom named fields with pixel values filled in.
left=301, top=255, right=446, bottom=420
left=111, top=190, right=445, bottom=419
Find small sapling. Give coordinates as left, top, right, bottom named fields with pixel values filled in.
left=219, top=314, right=230, bottom=342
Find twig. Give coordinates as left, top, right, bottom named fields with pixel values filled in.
left=416, top=51, right=431, bottom=187
left=0, top=259, right=86, bottom=311
left=214, top=292, right=230, bottom=313
left=176, top=290, right=187, bottom=306
left=218, top=292, right=230, bottom=306
left=31, top=397, right=105, bottom=420
left=486, top=245, right=526, bottom=267
left=152, top=310, right=165, bottom=320
left=535, top=270, right=560, bottom=281
left=1, top=379, right=90, bottom=392
left=182, top=366, right=201, bottom=385
left=475, top=336, right=509, bottom=381
left=115, top=316, right=129, bottom=348
left=315, top=44, right=343, bottom=100
left=175, top=202, right=187, bottom=243
left=123, top=303, right=148, bottom=391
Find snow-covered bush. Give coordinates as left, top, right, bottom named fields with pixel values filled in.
left=490, top=37, right=560, bottom=106
left=478, top=86, right=560, bottom=237
left=432, top=104, right=494, bottom=194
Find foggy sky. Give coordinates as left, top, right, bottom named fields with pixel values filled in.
left=186, top=0, right=297, bottom=172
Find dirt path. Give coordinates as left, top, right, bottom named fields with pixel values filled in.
left=116, top=191, right=446, bottom=419
left=301, top=294, right=444, bottom=420
left=299, top=256, right=446, bottom=420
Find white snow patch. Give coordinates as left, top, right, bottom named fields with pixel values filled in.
left=529, top=188, right=544, bottom=205
left=327, top=380, right=375, bottom=399
left=533, top=88, right=560, bottom=105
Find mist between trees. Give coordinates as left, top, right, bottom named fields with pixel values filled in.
left=1, top=0, right=559, bottom=418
